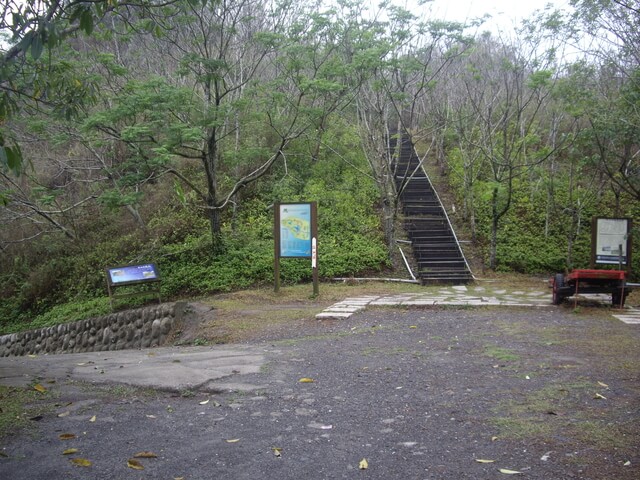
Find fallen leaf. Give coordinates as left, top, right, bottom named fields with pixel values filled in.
left=134, top=451, right=158, bottom=458
left=59, top=433, right=76, bottom=440
left=594, top=393, right=607, bottom=400
left=475, top=459, right=495, bottom=463
left=597, top=381, right=609, bottom=389
left=298, top=378, right=315, bottom=383
left=174, top=477, right=185, bottom=480
left=624, top=460, right=631, bottom=466
left=70, top=458, right=92, bottom=467
left=58, top=411, right=70, bottom=418
left=89, top=415, right=96, bottom=422
left=540, top=451, right=552, bottom=461
left=226, top=439, right=240, bottom=443
left=359, top=458, right=368, bottom=470
left=0, top=451, right=8, bottom=457
left=127, top=459, right=145, bottom=470
left=146, top=415, right=157, bottom=419
left=28, top=354, right=37, bottom=358
left=62, top=448, right=79, bottom=455
left=29, top=415, right=43, bottom=422
left=491, top=436, right=498, bottom=441
left=272, top=447, right=282, bottom=457
left=33, top=384, right=47, bottom=393
left=199, top=399, right=210, bottom=405
left=499, top=468, right=522, bottom=474
left=409, top=326, right=417, bottom=329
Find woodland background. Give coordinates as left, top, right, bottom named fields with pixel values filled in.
left=0, top=0, right=638, bottom=333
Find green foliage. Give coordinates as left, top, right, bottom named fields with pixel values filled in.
left=0, top=119, right=389, bottom=333
left=447, top=143, right=640, bottom=275
left=0, top=385, right=56, bottom=437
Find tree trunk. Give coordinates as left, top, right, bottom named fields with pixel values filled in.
left=382, top=196, right=396, bottom=254
left=489, top=186, right=499, bottom=270
left=125, top=205, right=146, bottom=231
left=207, top=194, right=224, bottom=252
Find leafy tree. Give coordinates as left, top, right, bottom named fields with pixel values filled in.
left=356, top=4, right=471, bottom=255
left=562, top=1, right=640, bottom=201
left=452, top=33, right=567, bottom=269
left=0, top=0, right=187, bottom=176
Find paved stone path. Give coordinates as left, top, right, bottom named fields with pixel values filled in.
left=316, top=284, right=640, bottom=325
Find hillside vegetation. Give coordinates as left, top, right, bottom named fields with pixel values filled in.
left=1, top=0, right=639, bottom=333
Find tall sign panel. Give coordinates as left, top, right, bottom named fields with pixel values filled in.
left=591, top=217, right=632, bottom=271
left=274, top=202, right=318, bottom=295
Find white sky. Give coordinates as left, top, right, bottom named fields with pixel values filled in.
left=412, top=0, right=574, bottom=32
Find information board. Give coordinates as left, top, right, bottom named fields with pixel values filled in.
left=274, top=201, right=318, bottom=295
left=106, top=264, right=160, bottom=287
left=279, top=203, right=312, bottom=258
left=592, top=218, right=631, bottom=265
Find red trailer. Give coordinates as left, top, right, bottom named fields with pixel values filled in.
left=551, top=269, right=632, bottom=307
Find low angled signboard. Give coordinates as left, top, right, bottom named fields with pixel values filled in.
left=106, top=264, right=160, bottom=287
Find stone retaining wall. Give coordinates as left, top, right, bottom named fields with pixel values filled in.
left=0, top=302, right=187, bottom=357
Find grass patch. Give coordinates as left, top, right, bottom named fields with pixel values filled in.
left=572, top=328, right=640, bottom=373
left=490, top=380, right=639, bottom=454
left=492, top=416, right=555, bottom=440
left=0, top=297, right=113, bottom=336
left=483, top=346, right=520, bottom=362
left=195, top=282, right=425, bottom=343
left=573, top=420, right=636, bottom=451
left=0, top=385, right=56, bottom=439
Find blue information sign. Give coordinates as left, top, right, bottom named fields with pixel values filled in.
left=279, top=203, right=312, bottom=257
left=107, top=264, right=160, bottom=286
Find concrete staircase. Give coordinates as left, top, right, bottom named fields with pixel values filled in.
left=391, top=132, right=473, bottom=284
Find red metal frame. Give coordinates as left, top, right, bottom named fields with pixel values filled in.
left=562, top=269, right=627, bottom=309
left=565, top=269, right=626, bottom=282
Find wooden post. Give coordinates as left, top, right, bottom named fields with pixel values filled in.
left=311, top=201, right=319, bottom=297
left=274, top=203, right=281, bottom=293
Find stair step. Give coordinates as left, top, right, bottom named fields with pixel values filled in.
left=390, top=129, right=472, bottom=283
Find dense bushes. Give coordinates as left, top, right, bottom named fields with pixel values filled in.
left=445, top=148, right=640, bottom=278
left=0, top=124, right=389, bottom=333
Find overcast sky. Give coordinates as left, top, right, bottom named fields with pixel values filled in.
left=410, top=0, right=574, bottom=32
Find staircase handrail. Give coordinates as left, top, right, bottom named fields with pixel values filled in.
left=408, top=136, right=475, bottom=280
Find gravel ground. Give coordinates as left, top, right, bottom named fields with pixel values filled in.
left=1, top=306, right=639, bottom=479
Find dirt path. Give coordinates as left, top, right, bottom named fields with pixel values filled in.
left=1, top=306, right=639, bottom=479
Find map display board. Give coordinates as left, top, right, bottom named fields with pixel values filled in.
left=593, top=218, right=630, bottom=265
left=106, top=264, right=160, bottom=286
left=279, top=203, right=312, bottom=258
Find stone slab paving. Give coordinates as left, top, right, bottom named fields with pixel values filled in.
left=612, top=307, right=640, bottom=325
left=316, top=284, right=640, bottom=324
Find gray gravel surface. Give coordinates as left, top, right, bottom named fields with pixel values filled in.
left=1, top=306, right=639, bottom=479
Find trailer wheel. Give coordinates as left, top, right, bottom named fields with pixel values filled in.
left=552, top=273, right=565, bottom=305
